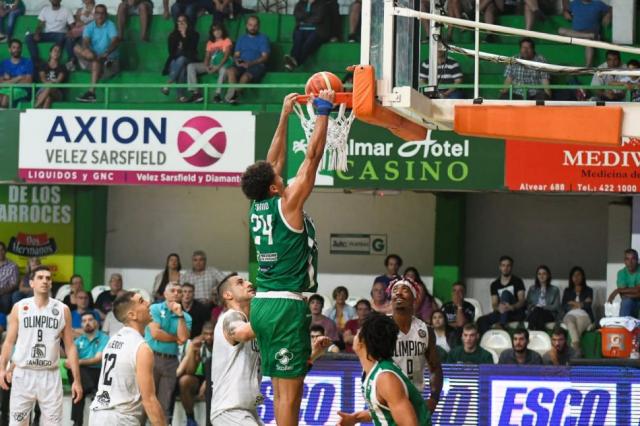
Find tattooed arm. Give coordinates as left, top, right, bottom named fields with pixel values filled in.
left=223, top=311, right=256, bottom=345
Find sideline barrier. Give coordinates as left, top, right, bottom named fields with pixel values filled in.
left=257, top=355, right=640, bottom=425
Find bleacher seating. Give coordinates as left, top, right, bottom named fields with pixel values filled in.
left=0, top=12, right=632, bottom=110
left=480, top=329, right=511, bottom=356
left=528, top=330, right=552, bottom=357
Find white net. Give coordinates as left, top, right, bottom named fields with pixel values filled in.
left=293, top=100, right=355, bottom=173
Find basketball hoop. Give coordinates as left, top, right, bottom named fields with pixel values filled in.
left=293, top=93, right=354, bottom=173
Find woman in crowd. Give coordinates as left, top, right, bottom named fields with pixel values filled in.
left=152, top=253, right=182, bottom=301
left=185, top=23, right=233, bottom=103
left=63, top=274, right=94, bottom=310
left=431, top=309, right=458, bottom=356
left=525, top=265, right=562, bottom=330
left=404, top=266, right=438, bottom=323
left=370, top=279, right=391, bottom=314
left=35, top=44, right=66, bottom=109
left=324, top=285, right=356, bottom=332
left=161, top=14, right=199, bottom=102
left=12, top=256, right=39, bottom=304
left=561, top=266, right=593, bottom=355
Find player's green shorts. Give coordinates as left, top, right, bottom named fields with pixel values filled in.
left=250, top=294, right=311, bottom=378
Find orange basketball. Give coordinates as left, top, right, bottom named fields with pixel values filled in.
left=305, top=72, right=343, bottom=96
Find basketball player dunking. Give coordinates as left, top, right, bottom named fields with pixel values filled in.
left=0, top=265, right=83, bottom=426
left=339, top=277, right=443, bottom=425
left=240, top=90, right=334, bottom=426
left=89, top=291, right=166, bottom=425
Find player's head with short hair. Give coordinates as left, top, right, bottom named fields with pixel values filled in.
left=217, top=273, right=255, bottom=308
left=30, top=265, right=52, bottom=294
left=113, top=291, right=151, bottom=326
left=389, top=277, right=418, bottom=314
left=241, top=160, right=280, bottom=201
left=354, top=312, right=398, bottom=361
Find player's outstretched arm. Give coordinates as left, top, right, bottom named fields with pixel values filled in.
left=425, top=327, right=442, bottom=412
left=266, top=93, right=298, bottom=176
left=0, top=304, right=19, bottom=390
left=137, top=343, right=167, bottom=426
left=336, top=410, right=372, bottom=426
left=62, top=306, right=84, bottom=404
left=223, top=311, right=255, bottom=344
left=377, top=372, right=419, bottom=426
left=283, top=89, right=334, bottom=214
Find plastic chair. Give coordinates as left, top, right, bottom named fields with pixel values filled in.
left=480, top=329, right=511, bottom=356
left=545, top=322, right=567, bottom=332
left=464, top=297, right=483, bottom=320
left=528, top=331, right=552, bottom=357
left=54, top=284, right=70, bottom=301
left=129, top=288, right=152, bottom=302
left=91, top=285, right=109, bottom=301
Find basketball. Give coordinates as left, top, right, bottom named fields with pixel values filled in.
left=305, top=72, right=343, bottom=96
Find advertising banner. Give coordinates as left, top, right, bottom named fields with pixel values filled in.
left=19, top=109, right=255, bottom=186
left=0, top=185, right=74, bottom=282
left=286, top=119, right=505, bottom=190
left=506, top=138, right=640, bottom=193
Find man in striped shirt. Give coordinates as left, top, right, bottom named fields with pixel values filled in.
left=419, top=49, right=464, bottom=99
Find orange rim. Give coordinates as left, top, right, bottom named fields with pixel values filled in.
left=296, top=92, right=352, bottom=108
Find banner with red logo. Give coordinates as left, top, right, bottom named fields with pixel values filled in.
left=0, top=185, right=74, bottom=282
left=18, top=109, right=255, bottom=186
left=505, top=138, right=640, bottom=192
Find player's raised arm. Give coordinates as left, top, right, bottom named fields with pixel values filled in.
left=425, top=327, right=442, bottom=412
left=377, top=372, right=419, bottom=426
left=223, top=310, right=255, bottom=344
left=266, top=93, right=298, bottom=176
left=62, top=305, right=84, bottom=403
left=137, top=343, right=167, bottom=426
left=283, top=89, right=335, bottom=213
left=0, top=304, right=18, bottom=390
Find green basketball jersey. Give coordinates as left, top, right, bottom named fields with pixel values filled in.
left=362, top=360, right=431, bottom=426
left=249, top=196, right=318, bottom=293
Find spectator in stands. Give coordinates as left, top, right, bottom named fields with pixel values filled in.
left=310, top=324, right=340, bottom=353
left=63, top=273, right=95, bottom=311
left=170, top=0, right=212, bottom=25
left=0, top=242, right=18, bottom=314
left=35, top=44, right=66, bottom=109
left=501, top=38, right=550, bottom=100
left=177, top=321, right=213, bottom=426
left=71, top=290, right=102, bottom=336
left=102, top=289, right=125, bottom=337
left=0, top=0, right=24, bottom=42
left=562, top=266, right=593, bottom=354
left=145, top=282, right=192, bottom=423
left=347, top=0, right=360, bottom=42
left=73, top=4, right=121, bottom=103
left=446, top=323, right=494, bottom=364
left=404, top=267, right=437, bottom=323
left=498, top=328, right=543, bottom=365
left=117, top=0, right=152, bottom=41
left=477, top=255, right=526, bottom=335
left=559, top=0, right=611, bottom=67
left=590, top=50, right=627, bottom=102
left=324, top=286, right=356, bottom=331
left=309, top=294, right=339, bottom=342
left=95, top=272, right=123, bottom=315
left=25, top=0, right=75, bottom=65
left=608, top=248, right=640, bottom=317
left=375, top=254, right=402, bottom=288
left=622, top=60, right=640, bottom=102
left=65, top=0, right=95, bottom=71
left=446, top=0, right=501, bottom=40
left=431, top=309, right=458, bottom=354
left=225, top=15, right=270, bottom=104
left=283, top=0, right=330, bottom=71
left=153, top=253, right=183, bottom=301
left=0, top=39, right=33, bottom=108
left=343, top=299, right=371, bottom=353
left=67, top=312, right=109, bottom=426
left=419, top=46, right=464, bottom=99
left=161, top=14, right=199, bottom=102
left=442, top=282, right=475, bottom=332
left=186, top=23, right=233, bottom=103
left=543, top=326, right=578, bottom=365
left=370, top=279, right=391, bottom=314
left=11, top=256, right=38, bottom=304
left=181, top=282, right=210, bottom=337
left=525, top=265, right=562, bottom=330
left=182, top=250, right=226, bottom=305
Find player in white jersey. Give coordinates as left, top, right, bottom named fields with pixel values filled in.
left=0, top=265, right=82, bottom=426
left=389, top=277, right=442, bottom=410
left=89, top=291, right=166, bottom=426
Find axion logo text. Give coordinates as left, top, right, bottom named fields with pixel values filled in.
left=177, top=117, right=227, bottom=167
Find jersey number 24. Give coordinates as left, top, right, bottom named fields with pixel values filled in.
left=251, top=214, right=273, bottom=245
